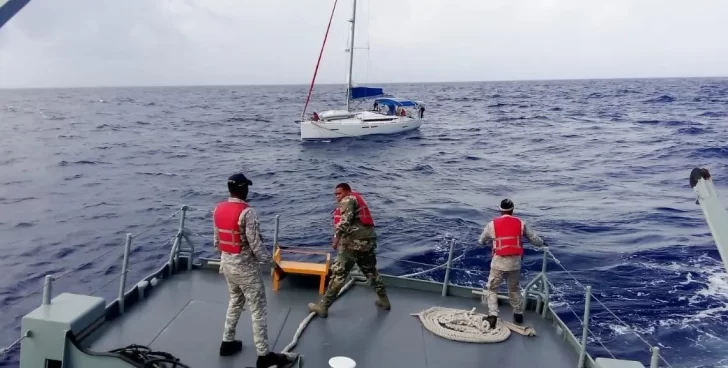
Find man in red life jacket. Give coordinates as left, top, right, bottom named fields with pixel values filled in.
left=307, top=183, right=390, bottom=317
left=213, top=173, right=296, bottom=368
left=478, top=198, right=547, bottom=329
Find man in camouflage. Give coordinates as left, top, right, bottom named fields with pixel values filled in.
left=478, top=198, right=546, bottom=328
left=213, top=173, right=296, bottom=368
left=307, top=183, right=390, bottom=317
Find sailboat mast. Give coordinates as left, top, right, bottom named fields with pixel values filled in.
left=345, top=0, right=357, bottom=111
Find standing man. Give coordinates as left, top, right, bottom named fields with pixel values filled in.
left=213, top=173, right=296, bottom=368
left=307, top=183, right=390, bottom=317
left=478, top=198, right=546, bottom=328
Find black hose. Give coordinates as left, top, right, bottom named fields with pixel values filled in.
left=108, top=344, right=190, bottom=368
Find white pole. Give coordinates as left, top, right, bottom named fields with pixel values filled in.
left=690, top=168, right=728, bottom=274
left=345, top=0, right=357, bottom=111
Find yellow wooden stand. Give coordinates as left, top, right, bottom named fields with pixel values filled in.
left=272, top=245, right=331, bottom=295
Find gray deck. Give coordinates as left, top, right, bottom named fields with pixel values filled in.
left=91, top=269, right=579, bottom=368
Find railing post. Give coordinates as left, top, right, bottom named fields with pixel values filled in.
left=42, top=275, right=53, bottom=305
left=118, top=233, right=132, bottom=314
left=183, top=233, right=195, bottom=271
left=175, top=206, right=188, bottom=267
left=650, top=347, right=660, bottom=368
left=535, top=279, right=543, bottom=313
left=541, top=275, right=550, bottom=318
left=578, top=285, right=592, bottom=368
left=169, top=236, right=180, bottom=272
left=273, top=215, right=280, bottom=246
left=441, top=239, right=456, bottom=297
left=541, top=249, right=551, bottom=317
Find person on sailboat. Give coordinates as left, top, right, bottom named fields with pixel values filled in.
left=477, top=198, right=547, bottom=329
left=312, top=112, right=320, bottom=121
left=308, top=183, right=390, bottom=317
left=213, top=173, right=298, bottom=367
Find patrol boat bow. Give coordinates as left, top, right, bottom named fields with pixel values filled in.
left=3, top=208, right=679, bottom=368
left=0, top=3, right=678, bottom=367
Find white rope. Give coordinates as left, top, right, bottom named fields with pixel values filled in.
left=0, top=331, right=30, bottom=356
left=398, top=252, right=468, bottom=278
left=280, top=277, right=358, bottom=354
left=412, top=306, right=535, bottom=344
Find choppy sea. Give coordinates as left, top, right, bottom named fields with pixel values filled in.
left=1, top=78, right=728, bottom=367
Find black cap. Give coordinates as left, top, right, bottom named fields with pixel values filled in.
left=499, top=198, right=514, bottom=211
left=228, top=173, right=252, bottom=187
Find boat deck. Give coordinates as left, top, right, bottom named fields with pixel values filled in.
left=91, top=269, right=579, bottom=368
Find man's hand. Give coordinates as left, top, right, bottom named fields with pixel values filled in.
left=332, top=237, right=339, bottom=250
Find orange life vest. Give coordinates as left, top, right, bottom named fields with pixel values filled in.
left=333, top=191, right=374, bottom=227
left=492, top=215, right=523, bottom=257
left=213, top=200, right=249, bottom=254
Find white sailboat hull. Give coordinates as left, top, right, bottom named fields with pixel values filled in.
left=300, top=112, right=423, bottom=140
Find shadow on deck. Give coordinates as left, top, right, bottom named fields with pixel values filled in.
left=90, top=268, right=579, bottom=368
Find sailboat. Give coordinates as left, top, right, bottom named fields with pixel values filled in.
left=298, top=0, right=426, bottom=141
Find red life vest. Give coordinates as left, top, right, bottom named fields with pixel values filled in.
left=213, top=200, right=249, bottom=254
left=333, top=191, right=374, bottom=227
left=492, top=215, right=523, bottom=257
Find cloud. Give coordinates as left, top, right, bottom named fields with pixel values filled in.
left=1, top=0, right=727, bottom=88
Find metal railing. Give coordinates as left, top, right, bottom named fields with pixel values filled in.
left=260, top=215, right=675, bottom=367
left=0, top=205, right=677, bottom=368
left=0, top=207, right=183, bottom=358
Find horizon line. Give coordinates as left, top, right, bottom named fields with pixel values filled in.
left=1, top=74, right=726, bottom=91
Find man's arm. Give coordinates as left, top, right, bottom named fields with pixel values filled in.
left=523, top=222, right=545, bottom=247
left=334, top=197, right=356, bottom=239
left=478, top=221, right=494, bottom=245
left=241, top=208, right=272, bottom=263
left=212, top=208, right=220, bottom=251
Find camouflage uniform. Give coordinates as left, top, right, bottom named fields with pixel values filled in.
left=214, top=198, right=271, bottom=357
left=477, top=217, right=544, bottom=317
left=308, top=194, right=389, bottom=316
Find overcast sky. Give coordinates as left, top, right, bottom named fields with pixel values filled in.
left=0, top=0, right=727, bottom=88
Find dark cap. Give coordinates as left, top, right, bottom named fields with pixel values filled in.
left=499, top=198, right=514, bottom=211
left=228, top=173, right=252, bottom=187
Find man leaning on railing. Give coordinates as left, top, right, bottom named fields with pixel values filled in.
left=477, top=198, right=547, bottom=329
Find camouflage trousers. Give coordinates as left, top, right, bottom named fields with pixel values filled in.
left=320, top=245, right=387, bottom=306
left=221, top=263, right=269, bottom=356
left=482, top=267, right=523, bottom=316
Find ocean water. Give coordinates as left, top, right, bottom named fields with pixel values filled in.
left=1, top=78, right=728, bottom=367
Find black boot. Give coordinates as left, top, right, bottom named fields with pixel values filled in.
left=256, top=352, right=296, bottom=368
left=219, top=340, right=242, bottom=356
left=486, top=315, right=497, bottom=329
left=513, top=313, right=523, bottom=324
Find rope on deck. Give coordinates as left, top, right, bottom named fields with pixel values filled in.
left=280, top=277, right=358, bottom=355
left=412, top=307, right=535, bottom=343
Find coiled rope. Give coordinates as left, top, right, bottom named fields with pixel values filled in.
left=411, top=307, right=536, bottom=343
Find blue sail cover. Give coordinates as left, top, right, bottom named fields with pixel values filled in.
left=350, top=87, right=385, bottom=100
left=0, top=0, right=32, bottom=30
left=374, top=98, right=419, bottom=107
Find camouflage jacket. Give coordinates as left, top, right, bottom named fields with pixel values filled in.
left=334, top=194, right=376, bottom=251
